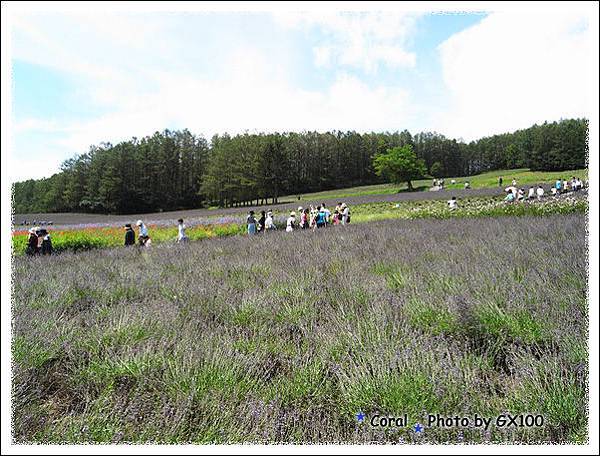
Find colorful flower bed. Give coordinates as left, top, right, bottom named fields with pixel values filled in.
left=12, top=222, right=245, bottom=255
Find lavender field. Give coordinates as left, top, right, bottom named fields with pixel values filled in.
left=12, top=214, right=588, bottom=444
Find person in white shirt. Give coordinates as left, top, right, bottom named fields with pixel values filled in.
left=536, top=186, right=544, bottom=200
left=527, top=187, right=535, bottom=199
left=265, top=211, right=275, bottom=230
left=177, top=218, right=188, bottom=243
left=136, top=220, right=150, bottom=246
left=341, top=204, right=350, bottom=225
left=286, top=211, right=296, bottom=232
left=447, top=196, right=458, bottom=210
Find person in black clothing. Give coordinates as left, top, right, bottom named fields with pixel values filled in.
left=26, top=228, right=38, bottom=255
left=258, top=210, right=266, bottom=233
left=124, top=224, right=136, bottom=246
left=39, top=229, right=53, bottom=255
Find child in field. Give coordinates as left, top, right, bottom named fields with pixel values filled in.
left=332, top=209, right=340, bottom=225
left=286, top=211, right=296, bottom=232
left=322, top=204, right=331, bottom=224
left=447, top=196, right=458, bottom=210
left=177, top=218, right=189, bottom=243
left=247, top=211, right=257, bottom=235
left=124, top=224, right=136, bottom=246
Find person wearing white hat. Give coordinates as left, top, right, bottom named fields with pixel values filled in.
left=286, top=211, right=296, bottom=232
left=136, top=220, right=150, bottom=246
left=265, top=211, right=275, bottom=231
left=26, top=227, right=39, bottom=255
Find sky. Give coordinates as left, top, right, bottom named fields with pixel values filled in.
left=5, top=4, right=595, bottom=181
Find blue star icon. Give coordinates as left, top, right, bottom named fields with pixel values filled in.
left=356, top=411, right=366, bottom=423
left=414, top=423, right=424, bottom=433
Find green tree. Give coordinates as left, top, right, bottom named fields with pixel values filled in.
left=373, top=144, right=427, bottom=191
left=430, top=161, right=444, bottom=178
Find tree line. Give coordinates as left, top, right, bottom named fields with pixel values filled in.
left=12, top=118, right=588, bottom=214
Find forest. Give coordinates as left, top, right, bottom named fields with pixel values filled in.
left=12, top=118, right=588, bottom=214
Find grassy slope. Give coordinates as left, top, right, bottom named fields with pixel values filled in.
left=277, top=168, right=588, bottom=203
left=12, top=214, right=588, bottom=444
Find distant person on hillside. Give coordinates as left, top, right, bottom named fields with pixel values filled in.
left=498, top=176, right=503, bottom=187
left=511, top=178, right=517, bottom=187
left=247, top=211, right=257, bottom=235
left=504, top=189, right=515, bottom=203
left=124, top=224, right=136, bottom=246
left=177, top=219, right=189, bottom=243
left=286, top=211, right=296, bottom=232
left=527, top=186, right=535, bottom=200
left=464, top=181, right=470, bottom=189
left=451, top=179, right=456, bottom=185
left=136, top=220, right=151, bottom=246
left=536, top=185, right=544, bottom=200
left=258, top=211, right=266, bottom=233
left=39, top=229, right=53, bottom=255
left=265, top=211, right=276, bottom=231
left=447, top=196, right=458, bottom=211
left=26, top=228, right=38, bottom=255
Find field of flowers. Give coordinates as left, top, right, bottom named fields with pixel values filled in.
left=12, top=213, right=588, bottom=444
left=12, top=193, right=588, bottom=256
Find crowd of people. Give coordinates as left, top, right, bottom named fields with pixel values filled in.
left=503, top=176, right=585, bottom=203
left=25, top=227, right=53, bottom=256
left=246, top=202, right=351, bottom=234
left=22, top=175, right=587, bottom=255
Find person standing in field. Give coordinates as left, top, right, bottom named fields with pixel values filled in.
left=247, top=211, right=257, bottom=235
left=265, top=211, right=276, bottom=231
left=332, top=209, right=340, bottom=225
left=40, top=229, right=53, bottom=255
left=124, top=224, right=136, bottom=246
left=536, top=185, right=545, bottom=200
left=286, top=211, right=296, bottom=232
left=136, top=220, right=151, bottom=246
left=314, top=206, right=327, bottom=229
left=341, top=203, right=350, bottom=225
left=527, top=186, right=535, bottom=200
left=177, top=218, right=189, bottom=243
left=26, top=227, right=39, bottom=255
left=464, top=181, right=470, bottom=189
left=322, top=204, right=331, bottom=225
left=300, top=208, right=309, bottom=229
left=498, top=176, right=503, bottom=187
left=512, top=178, right=517, bottom=187
left=258, top=211, right=266, bottom=233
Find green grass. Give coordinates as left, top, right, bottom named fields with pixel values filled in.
left=278, top=168, right=588, bottom=202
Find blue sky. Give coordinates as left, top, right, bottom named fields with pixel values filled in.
left=7, top=7, right=593, bottom=181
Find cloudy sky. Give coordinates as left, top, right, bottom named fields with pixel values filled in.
left=5, top=4, right=595, bottom=181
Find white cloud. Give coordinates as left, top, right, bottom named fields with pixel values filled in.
left=275, top=11, right=419, bottom=72
left=436, top=11, right=592, bottom=140
left=10, top=11, right=418, bottom=179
